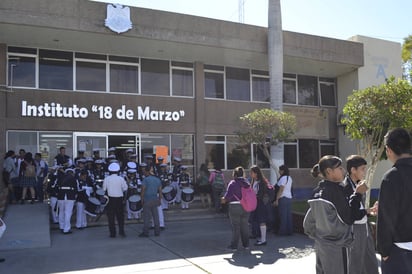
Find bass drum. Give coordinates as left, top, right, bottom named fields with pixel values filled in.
left=181, top=188, right=194, bottom=203
left=162, top=186, right=176, bottom=202
left=85, top=197, right=100, bottom=216
left=128, top=195, right=142, bottom=212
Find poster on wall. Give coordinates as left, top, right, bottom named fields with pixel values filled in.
left=154, top=145, right=169, bottom=164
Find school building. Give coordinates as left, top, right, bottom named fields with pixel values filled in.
left=0, top=0, right=402, bottom=197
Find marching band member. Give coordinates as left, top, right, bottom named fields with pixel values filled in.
left=46, top=165, right=61, bottom=224
left=57, top=168, right=77, bottom=234
left=125, top=169, right=141, bottom=220
left=75, top=170, right=93, bottom=230
left=179, top=166, right=193, bottom=209
left=158, top=164, right=171, bottom=210
left=92, top=159, right=106, bottom=190
left=170, top=157, right=182, bottom=204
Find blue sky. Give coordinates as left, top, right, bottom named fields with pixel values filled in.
left=93, top=0, right=411, bottom=44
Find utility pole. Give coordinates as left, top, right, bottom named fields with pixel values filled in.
left=238, top=0, right=245, bottom=23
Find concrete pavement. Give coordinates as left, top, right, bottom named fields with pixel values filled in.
left=0, top=202, right=379, bottom=274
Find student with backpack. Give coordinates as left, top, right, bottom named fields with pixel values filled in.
left=19, top=152, right=37, bottom=204
left=209, top=167, right=225, bottom=213
left=221, top=166, right=251, bottom=251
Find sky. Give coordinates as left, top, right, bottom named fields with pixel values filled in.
left=92, top=0, right=410, bottom=45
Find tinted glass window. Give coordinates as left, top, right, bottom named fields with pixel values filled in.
left=110, top=64, right=139, bottom=94
left=76, top=61, right=106, bottom=91
left=141, top=59, right=170, bottom=96
left=226, top=67, right=250, bottom=101
left=298, top=75, right=318, bottom=106
left=39, top=49, right=73, bottom=90
left=205, top=71, right=224, bottom=99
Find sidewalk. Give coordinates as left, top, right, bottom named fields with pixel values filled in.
left=0, top=202, right=318, bottom=274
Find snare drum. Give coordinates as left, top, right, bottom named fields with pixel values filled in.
left=181, top=188, right=194, bottom=203
left=128, top=195, right=142, bottom=212
left=162, top=186, right=177, bottom=202
left=85, top=197, right=100, bottom=216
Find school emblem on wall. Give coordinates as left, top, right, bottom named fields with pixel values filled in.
left=104, top=4, right=132, bottom=34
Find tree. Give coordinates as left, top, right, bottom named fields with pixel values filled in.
left=342, top=77, right=412, bottom=205
left=268, top=0, right=284, bottom=181
left=237, top=108, right=296, bottom=179
left=402, top=35, right=412, bottom=83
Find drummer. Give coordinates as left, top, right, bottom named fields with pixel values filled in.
left=158, top=163, right=171, bottom=210
left=179, top=166, right=193, bottom=209
left=75, top=170, right=93, bottom=230
left=92, top=159, right=106, bottom=191
left=170, top=157, right=182, bottom=204
left=125, top=169, right=141, bottom=220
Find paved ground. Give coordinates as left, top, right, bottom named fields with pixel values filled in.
left=0, top=203, right=379, bottom=274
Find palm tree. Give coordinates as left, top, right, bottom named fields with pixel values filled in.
left=268, top=0, right=283, bottom=181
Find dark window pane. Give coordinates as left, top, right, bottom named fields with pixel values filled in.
left=298, top=75, right=318, bottom=106
left=8, top=47, right=37, bottom=54
left=110, top=64, right=139, bottom=93
left=204, top=64, right=224, bottom=71
left=227, top=136, right=251, bottom=169
left=284, top=144, right=297, bottom=168
left=141, top=58, right=170, bottom=96
left=320, top=82, right=336, bottom=106
left=320, top=144, right=336, bottom=157
left=109, top=55, right=139, bottom=63
left=171, top=61, right=193, bottom=68
left=252, top=76, right=270, bottom=102
left=205, top=72, right=224, bottom=99
left=39, top=49, right=73, bottom=90
left=8, top=56, right=36, bottom=87
left=226, top=67, right=250, bottom=101
left=253, top=144, right=270, bottom=168
left=205, top=143, right=225, bottom=170
left=283, top=79, right=297, bottom=104
left=76, top=61, right=106, bottom=91
left=172, top=69, right=193, bottom=96
left=171, top=135, right=194, bottom=167
left=75, top=52, right=106, bottom=60
left=299, top=139, right=319, bottom=168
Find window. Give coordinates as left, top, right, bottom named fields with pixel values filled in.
left=39, top=49, right=73, bottom=90
left=320, top=140, right=336, bottom=157
left=205, top=136, right=225, bottom=170
left=298, top=75, right=318, bottom=106
left=7, top=131, right=73, bottom=166
left=252, top=144, right=270, bottom=168
left=226, top=67, right=250, bottom=101
left=298, top=139, right=319, bottom=168
left=141, top=58, right=170, bottom=96
left=171, top=135, right=194, bottom=167
left=75, top=53, right=107, bottom=92
left=204, top=65, right=224, bottom=99
left=141, top=134, right=170, bottom=159
left=171, top=61, right=193, bottom=97
left=252, top=70, right=270, bottom=102
left=319, top=78, right=336, bottom=106
left=283, top=74, right=297, bottom=104
left=8, top=47, right=37, bottom=88
left=284, top=141, right=298, bottom=168
left=110, top=63, right=139, bottom=94
left=227, top=136, right=251, bottom=169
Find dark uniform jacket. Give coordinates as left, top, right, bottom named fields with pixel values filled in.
left=303, top=180, right=362, bottom=247
left=377, top=157, right=412, bottom=257
left=57, top=173, right=77, bottom=200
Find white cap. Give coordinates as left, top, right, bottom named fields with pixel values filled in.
left=127, top=169, right=137, bottom=174
left=173, top=157, right=181, bottom=162
left=126, top=148, right=134, bottom=154
left=127, top=162, right=137, bottom=169
left=108, top=147, right=116, bottom=152
left=65, top=168, right=75, bottom=173
left=108, top=163, right=120, bottom=172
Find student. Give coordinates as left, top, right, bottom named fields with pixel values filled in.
left=377, top=128, right=412, bottom=274
left=343, top=155, right=379, bottom=274
left=303, top=155, right=367, bottom=274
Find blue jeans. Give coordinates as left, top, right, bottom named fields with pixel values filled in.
left=278, top=197, right=293, bottom=235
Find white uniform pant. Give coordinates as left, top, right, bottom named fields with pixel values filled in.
left=126, top=200, right=141, bottom=219
left=58, top=199, right=75, bottom=233
left=50, top=196, right=59, bottom=223
left=161, top=197, right=169, bottom=209
left=76, top=201, right=87, bottom=228
left=171, top=181, right=181, bottom=203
